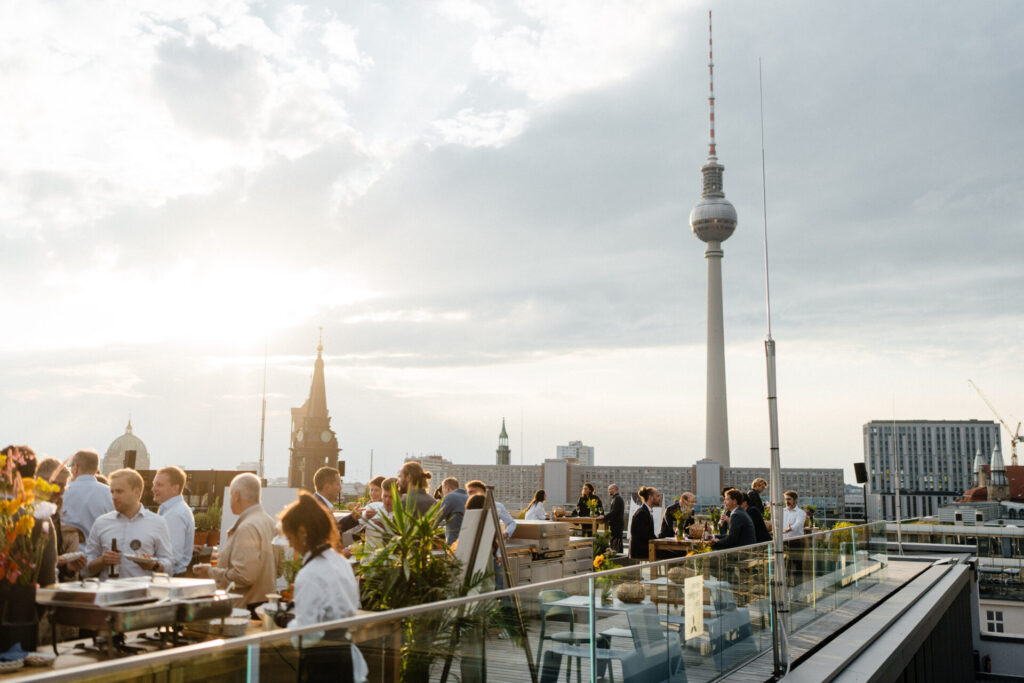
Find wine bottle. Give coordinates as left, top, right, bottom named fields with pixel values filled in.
left=109, top=538, right=120, bottom=578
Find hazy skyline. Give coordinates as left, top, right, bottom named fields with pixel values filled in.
left=2, top=1, right=1022, bottom=486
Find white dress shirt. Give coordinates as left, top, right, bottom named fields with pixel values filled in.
left=61, top=474, right=114, bottom=537
left=494, top=501, right=517, bottom=537
left=288, top=546, right=368, bottom=681
left=85, top=506, right=175, bottom=579
left=158, top=494, right=196, bottom=575
left=783, top=506, right=807, bottom=539
left=524, top=502, right=546, bottom=521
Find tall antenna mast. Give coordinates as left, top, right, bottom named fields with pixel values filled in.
left=258, top=344, right=268, bottom=479
left=707, top=10, right=717, bottom=159
left=758, top=59, right=789, bottom=677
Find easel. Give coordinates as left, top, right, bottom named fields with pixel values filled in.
left=439, top=486, right=538, bottom=683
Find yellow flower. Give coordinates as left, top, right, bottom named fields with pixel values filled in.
left=33, top=478, right=60, bottom=496
left=2, top=498, right=21, bottom=516
left=22, top=478, right=35, bottom=492
left=0, top=453, right=6, bottom=468
left=593, top=555, right=604, bottom=569
left=15, top=515, right=34, bottom=535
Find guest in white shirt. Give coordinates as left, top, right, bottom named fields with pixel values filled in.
left=61, top=449, right=114, bottom=540
left=364, top=476, right=386, bottom=517
left=152, top=466, right=195, bottom=576
left=279, top=492, right=367, bottom=682
left=782, top=490, right=807, bottom=539
left=85, top=469, right=174, bottom=579
left=524, top=489, right=547, bottom=521
left=465, top=480, right=517, bottom=539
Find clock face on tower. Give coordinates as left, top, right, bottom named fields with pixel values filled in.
left=296, top=430, right=304, bottom=443
left=321, top=430, right=332, bottom=443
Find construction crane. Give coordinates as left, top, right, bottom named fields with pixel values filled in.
left=968, top=379, right=1021, bottom=466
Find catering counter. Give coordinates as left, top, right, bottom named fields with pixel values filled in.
left=504, top=536, right=594, bottom=586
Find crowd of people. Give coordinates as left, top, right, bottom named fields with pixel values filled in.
left=5, top=439, right=815, bottom=682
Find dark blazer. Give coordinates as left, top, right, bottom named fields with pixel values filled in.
left=606, top=493, right=625, bottom=536
left=572, top=493, right=604, bottom=517
left=715, top=507, right=755, bottom=550
left=659, top=502, right=680, bottom=538
left=314, top=492, right=361, bottom=534
left=439, top=488, right=468, bottom=544
left=749, top=506, right=771, bottom=543
left=628, top=505, right=655, bottom=560
left=746, top=489, right=765, bottom=517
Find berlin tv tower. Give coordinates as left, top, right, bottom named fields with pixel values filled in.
left=689, top=11, right=736, bottom=467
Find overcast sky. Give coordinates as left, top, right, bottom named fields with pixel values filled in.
left=2, top=1, right=1022, bottom=487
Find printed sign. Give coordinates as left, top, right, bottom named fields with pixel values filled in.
left=684, top=575, right=704, bottom=640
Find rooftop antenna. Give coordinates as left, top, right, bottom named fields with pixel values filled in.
left=758, top=57, right=789, bottom=678
left=258, top=343, right=268, bottom=479
left=707, top=10, right=717, bottom=160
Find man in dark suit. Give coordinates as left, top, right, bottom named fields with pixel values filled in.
left=439, top=477, right=468, bottom=545
left=601, top=484, right=625, bottom=552
left=312, top=467, right=370, bottom=542
left=659, top=492, right=697, bottom=539
left=743, top=498, right=771, bottom=543
left=628, top=486, right=660, bottom=560
left=712, top=489, right=755, bottom=550
left=746, top=478, right=768, bottom=518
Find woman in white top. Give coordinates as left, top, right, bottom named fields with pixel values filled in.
left=279, top=493, right=367, bottom=682
left=524, top=489, right=547, bottom=521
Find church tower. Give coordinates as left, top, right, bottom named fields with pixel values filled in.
left=496, top=418, right=511, bottom=465
left=288, top=331, right=342, bottom=491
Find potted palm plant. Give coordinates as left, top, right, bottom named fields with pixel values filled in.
left=355, top=483, right=493, bottom=681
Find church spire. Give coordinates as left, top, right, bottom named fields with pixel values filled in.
left=496, top=417, right=511, bottom=465
left=308, top=332, right=328, bottom=418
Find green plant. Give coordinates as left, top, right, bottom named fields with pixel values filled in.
left=206, top=498, right=222, bottom=531
left=355, top=483, right=502, bottom=681
left=593, top=530, right=611, bottom=558
left=193, top=512, right=211, bottom=532
left=282, top=555, right=303, bottom=585
left=804, top=504, right=817, bottom=528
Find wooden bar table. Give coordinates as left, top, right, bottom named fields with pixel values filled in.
left=555, top=516, right=604, bottom=536
left=648, top=538, right=702, bottom=562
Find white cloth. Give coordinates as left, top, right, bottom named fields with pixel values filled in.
left=288, top=547, right=367, bottom=681
left=158, top=494, right=196, bottom=575
left=783, top=506, right=807, bottom=539
left=524, top=502, right=546, bottom=521
left=61, top=474, right=113, bottom=537
left=85, top=506, right=175, bottom=579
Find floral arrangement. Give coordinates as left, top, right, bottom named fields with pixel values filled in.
left=593, top=530, right=611, bottom=558
left=685, top=541, right=712, bottom=556
left=585, top=497, right=599, bottom=517
left=593, top=553, right=621, bottom=602
left=1, top=449, right=61, bottom=585
left=804, top=504, right=817, bottom=529
left=706, top=506, right=722, bottom=534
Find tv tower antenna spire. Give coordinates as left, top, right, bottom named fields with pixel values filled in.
left=708, top=10, right=717, bottom=159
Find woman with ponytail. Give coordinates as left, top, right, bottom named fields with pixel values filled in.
left=279, top=492, right=366, bottom=681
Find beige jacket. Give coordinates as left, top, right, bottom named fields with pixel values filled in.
left=211, top=504, right=278, bottom=608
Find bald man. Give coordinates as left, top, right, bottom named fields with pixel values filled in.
left=194, top=473, right=277, bottom=610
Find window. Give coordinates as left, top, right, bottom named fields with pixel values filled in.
left=986, top=610, right=1004, bottom=633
